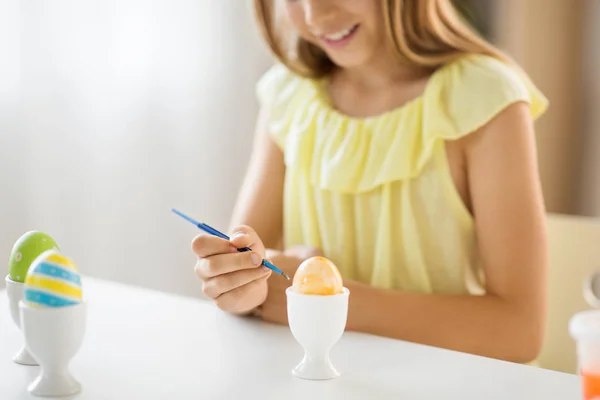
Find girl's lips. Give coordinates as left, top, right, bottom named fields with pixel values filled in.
left=320, top=24, right=359, bottom=49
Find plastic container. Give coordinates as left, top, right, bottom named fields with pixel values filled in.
left=570, top=310, right=600, bottom=399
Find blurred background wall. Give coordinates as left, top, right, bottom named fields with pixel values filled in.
left=0, top=0, right=271, bottom=297
left=0, top=0, right=598, bottom=297
left=579, top=0, right=600, bottom=217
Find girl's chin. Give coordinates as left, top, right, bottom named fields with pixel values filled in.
left=325, top=52, right=372, bottom=70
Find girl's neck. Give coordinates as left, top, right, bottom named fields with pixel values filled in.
left=334, top=51, right=433, bottom=91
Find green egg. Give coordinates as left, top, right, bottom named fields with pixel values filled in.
left=8, top=231, right=60, bottom=283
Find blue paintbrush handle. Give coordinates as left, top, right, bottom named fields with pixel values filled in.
left=198, top=223, right=229, bottom=240
left=172, top=209, right=290, bottom=279
left=200, top=223, right=283, bottom=270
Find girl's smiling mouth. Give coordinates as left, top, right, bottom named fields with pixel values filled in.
left=318, top=24, right=360, bottom=48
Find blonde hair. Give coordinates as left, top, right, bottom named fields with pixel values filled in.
left=253, top=0, right=510, bottom=79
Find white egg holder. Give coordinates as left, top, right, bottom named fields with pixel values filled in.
left=5, top=276, right=38, bottom=366
left=5, top=274, right=86, bottom=398
left=286, top=286, right=350, bottom=380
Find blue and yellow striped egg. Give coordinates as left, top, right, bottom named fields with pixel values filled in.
left=24, top=250, right=83, bottom=308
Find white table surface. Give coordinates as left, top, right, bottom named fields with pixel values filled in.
left=1, top=277, right=582, bottom=399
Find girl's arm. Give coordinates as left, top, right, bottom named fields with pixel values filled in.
left=229, top=107, right=285, bottom=248
left=190, top=107, right=285, bottom=316
left=345, top=102, right=547, bottom=363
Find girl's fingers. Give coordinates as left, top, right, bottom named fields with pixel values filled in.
left=195, top=251, right=264, bottom=280
left=191, top=233, right=236, bottom=258
left=229, top=225, right=265, bottom=256
left=201, top=267, right=271, bottom=299
left=214, top=274, right=270, bottom=312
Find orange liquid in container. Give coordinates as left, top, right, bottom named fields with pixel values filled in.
left=581, top=370, right=600, bottom=399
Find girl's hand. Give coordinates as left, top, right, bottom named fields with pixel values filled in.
left=258, top=246, right=323, bottom=324
left=192, top=226, right=272, bottom=315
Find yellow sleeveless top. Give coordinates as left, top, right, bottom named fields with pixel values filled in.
left=256, top=54, right=548, bottom=295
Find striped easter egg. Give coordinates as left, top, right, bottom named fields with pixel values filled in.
left=24, top=250, right=83, bottom=308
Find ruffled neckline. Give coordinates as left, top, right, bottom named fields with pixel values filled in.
left=258, top=54, right=549, bottom=194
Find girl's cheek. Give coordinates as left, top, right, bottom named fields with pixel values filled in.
left=285, top=4, right=306, bottom=32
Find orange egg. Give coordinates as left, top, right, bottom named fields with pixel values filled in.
left=292, top=256, right=343, bottom=295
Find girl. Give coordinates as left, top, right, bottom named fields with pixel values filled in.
left=192, top=0, right=549, bottom=364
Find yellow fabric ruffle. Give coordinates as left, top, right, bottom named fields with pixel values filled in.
left=256, top=54, right=549, bottom=195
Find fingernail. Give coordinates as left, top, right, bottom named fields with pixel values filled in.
left=251, top=253, right=261, bottom=266
left=231, top=232, right=247, bottom=240
left=230, top=245, right=238, bottom=253
left=261, top=266, right=270, bottom=273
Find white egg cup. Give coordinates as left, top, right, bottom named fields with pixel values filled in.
left=5, top=275, right=39, bottom=366
left=19, top=301, right=86, bottom=397
left=286, top=287, right=349, bottom=380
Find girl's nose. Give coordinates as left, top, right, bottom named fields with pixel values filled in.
left=303, top=0, right=337, bottom=30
